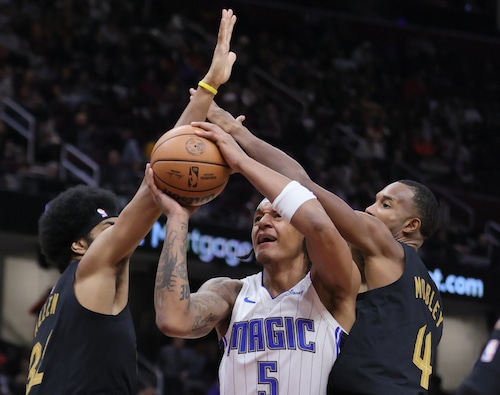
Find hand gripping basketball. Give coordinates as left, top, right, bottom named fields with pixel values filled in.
left=150, top=124, right=231, bottom=206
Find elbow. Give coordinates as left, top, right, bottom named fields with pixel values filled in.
left=155, top=315, right=172, bottom=336
left=309, top=215, right=334, bottom=236
left=311, top=219, right=345, bottom=247
left=155, top=313, right=188, bottom=338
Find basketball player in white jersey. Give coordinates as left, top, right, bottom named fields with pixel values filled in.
left=147, top=121, right=360, bottom=395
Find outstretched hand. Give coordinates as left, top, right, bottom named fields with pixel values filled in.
left=202, top=9, right=237, bottom=89
left=173, top=10, right=237, bottom=128
left=144, top=164, right=199, bottom=217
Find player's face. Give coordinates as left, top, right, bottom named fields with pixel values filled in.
left=251, top=200, right=305, bottom=265
left=364, top=182, right=417, bottom=237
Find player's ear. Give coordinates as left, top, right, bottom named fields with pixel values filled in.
left=71, top=237, right=89, bottom=255
left=403, top=217, right=421, bottom=234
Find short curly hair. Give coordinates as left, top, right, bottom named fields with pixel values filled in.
left=38, top=185, right=120, bottom=273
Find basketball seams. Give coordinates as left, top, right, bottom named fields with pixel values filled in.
left=151, top=159, right=229, bottom=167
left=150, top=132, right=200, bottom=156
left=151, top=135, right=226, bottom=163
left=150, top=124, right=230, bottom=205
left=152, top=173, right=229, bottom=193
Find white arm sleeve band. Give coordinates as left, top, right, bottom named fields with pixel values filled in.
left=272, top=180, right=317, bottom=222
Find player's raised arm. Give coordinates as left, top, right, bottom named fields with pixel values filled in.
left=145, top=164, right=240, bottom=338
left=174, top=9, right=237, bottom=127
left=206, top=100, right=394, bottom=256
left=193, top=121, right=359, bottom=329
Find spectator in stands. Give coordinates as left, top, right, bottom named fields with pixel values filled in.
left=156, top=338, right=196, bottom=395
left=119, top=127, right=145, bottom=178
left=100, top=148, right=138, bottom=203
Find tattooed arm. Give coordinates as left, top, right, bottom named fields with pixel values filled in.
left=146, top=164, right=241, bottom=339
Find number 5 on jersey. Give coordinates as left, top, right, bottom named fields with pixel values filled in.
left=258, top=361, right=278, bottom=395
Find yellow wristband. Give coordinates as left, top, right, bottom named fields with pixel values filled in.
left=198, top=81, right=218, bottom=95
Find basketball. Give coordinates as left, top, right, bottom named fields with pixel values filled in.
left=150, top=124, right=231, bottom=206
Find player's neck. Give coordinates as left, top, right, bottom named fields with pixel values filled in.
left=262, top=265, right=307, bottom=297
left=396, top=236, right=421, bottom=251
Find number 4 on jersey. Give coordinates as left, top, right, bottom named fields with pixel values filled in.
left=413, top=325, right=433, bottom=390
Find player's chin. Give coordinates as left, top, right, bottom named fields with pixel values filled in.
left=254, top=245, right=274, bottom=264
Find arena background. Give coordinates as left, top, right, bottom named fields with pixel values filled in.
left=0, top=1, right=500, bottom=393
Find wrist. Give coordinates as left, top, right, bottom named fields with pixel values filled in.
left=233, top=155, right=253, bottom=174
left=231, top=124, right=255, bottom=147
left=198, top=80, right=219, bottom=95
left=167, top=208, right=190, bottom=221
left=272, top=181, right=316, bottom=222
left=200, top=73, right=220, bottom=88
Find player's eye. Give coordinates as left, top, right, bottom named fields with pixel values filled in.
left=103, top=220, right=115, bottom=228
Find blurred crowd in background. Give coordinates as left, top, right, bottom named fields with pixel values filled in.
left=0, top=1, right=500, bottom=394
left=0, top=1, right=498, bottom=245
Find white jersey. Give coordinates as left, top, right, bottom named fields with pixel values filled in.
left=219, top=272, right=346, bottom=395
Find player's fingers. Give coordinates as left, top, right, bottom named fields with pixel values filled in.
left=188, top=87, right=196, bottom=101
left=192, top=127, right=220, bottom=145
left=226, top=52, right=237, bottom=69
left=218, top=10, right=228, bottom=43
left=144, top=164, right=159, bottom=193
left=191, top=121, right=222, bottom=134
left=227, top=14, right=236, bottom=42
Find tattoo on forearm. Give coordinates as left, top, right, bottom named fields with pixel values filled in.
left=155, top=224, right=189, bottom=304
left=188, top=293, right=223, bottom=333
left=180, top=284, right=190, bottom=301
left=193, top=313, right=218, bottom=333
left=155, top=221, right=242, bottom=335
